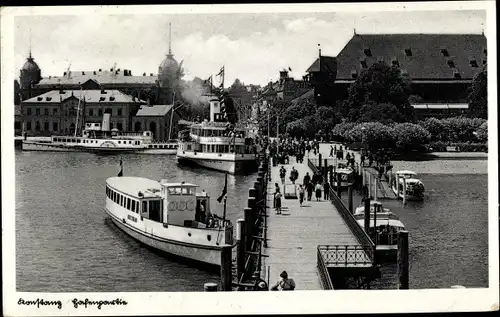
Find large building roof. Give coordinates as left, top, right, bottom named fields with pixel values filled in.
left=135, top=105, right=173, bottom=116
left=23, top=89, right=144, bottom=104
left=306, top=56, right=337, bottom=73
left=36, top=70, right=158, bottom=87
left=335, top=34, right=487, bottom=81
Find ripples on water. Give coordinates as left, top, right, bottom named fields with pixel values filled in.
left=15, top=152, right=489, bottom=291
left=343, top=159, right=488, bottom=289
left=15, top=151, right=255, bottom=292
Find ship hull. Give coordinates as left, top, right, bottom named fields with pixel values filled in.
left=22, top=141, right=80, bottom=152
left=105, top=208, right=222, bottom=267
left=177, top=152, right=257, bottom=174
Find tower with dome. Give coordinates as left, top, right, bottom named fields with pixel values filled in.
left=157, top=23, right=183, bottom=105
left=19, top=50, right=42, bottom=101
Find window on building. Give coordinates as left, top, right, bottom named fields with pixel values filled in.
left=117, top=123, right=123, bottom=131
left=27, top=121, right=32, bottom=130
left=44, top=121, right=49, bottom=131
left=27, top=108, right=32, bottom=115
left=134, top=121, right=142, bottom=132
left=118, top=109, right=122, bottom=116
left=89, top=109, right=94, bottom=116
left=15, top=121, right=21, bottom=130
left=98, top=109, right=103, bottom=116
left=53, top=122, right=58, bottom=131
left=36, top=108, right=40, bottom=115
left=44, top=108, right=49, bottom=116
left=35, top=121, right=40, bottom=131
left=110, top=122, right=114, bottom=129
left=53, top=108, right=58, bottom=115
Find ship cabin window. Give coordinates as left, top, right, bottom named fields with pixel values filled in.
left=148, top=199, right=162, bottom=222
left=167, top=186, right=194, bottom=196
left=142, top=201, right=148, bottom=214
left=127, top=198, right=131, bottom=210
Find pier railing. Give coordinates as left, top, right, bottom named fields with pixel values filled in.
left=317, top=247, right=334, bottom=289
left=308, top=159, right=375, bottom=264
left=318, top=245, right=374, bottom=267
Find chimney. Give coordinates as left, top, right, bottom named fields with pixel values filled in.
left=99, top=69, right=102, bottom=72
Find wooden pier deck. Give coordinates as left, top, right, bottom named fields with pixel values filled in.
left=262, top=156, right=365, bottom=290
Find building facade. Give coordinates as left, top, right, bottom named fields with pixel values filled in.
left=132, top=105, right=180, bottom=140
left=303, top=33, right=487, bottom=117
left=21, top=89, right=145, bottom=136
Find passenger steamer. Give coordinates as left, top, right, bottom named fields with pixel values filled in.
left=105, top=176, right=234, bottom=267
left=354, top=200, right=406, bottom=260
left=22, top=113, right=178, bottom=154
left=176, top=98, right=258, bottom=174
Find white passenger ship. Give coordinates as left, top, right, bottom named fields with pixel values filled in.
left=176, top=98, right=258, bottom=174
left=22, top=113, right=178, bottom=154
left=105, top=176, right=234, bottom=267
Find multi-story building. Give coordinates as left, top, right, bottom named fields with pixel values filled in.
left=303, top=33, right=487, bottom=118
left=21, top=89, right=145, bottom=136
left=132, top=105, right=180, bottom=140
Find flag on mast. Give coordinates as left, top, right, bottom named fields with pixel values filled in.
left=217, top=173, right=228, bottom=203
left=117, top=158, right=123, bottom=177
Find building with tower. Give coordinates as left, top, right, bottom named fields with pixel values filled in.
left=157, top=23, right=183, bottom=105
left=19, top=51, right=42, bottom=101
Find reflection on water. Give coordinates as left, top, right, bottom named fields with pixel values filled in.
left=16, top=151, right=254, bottom=292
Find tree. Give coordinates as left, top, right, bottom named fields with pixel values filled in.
left=331, top=122, right=356, bottom=141
left=393, top=123, right=431, bottom=151
left=475, top=121, right=488, bottom=142
left=419, top=117, right=445, bottom=141
left=346, top=122, right=394, bottom=150
left=468, top=68, right=487, bottom=119
left=358, top=102, right=405, bottom=124
left=343, top=61, right=413, bottom=122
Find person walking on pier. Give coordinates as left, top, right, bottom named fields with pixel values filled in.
left=306, top=181, right=314, bottom=201
left=274, top=189, right=282, bottom=215
left=271, top=271, right=296, bottom=291
left=329, top=145, right=334, bottom=157
left=290, top=167, right=298, bottom=184
left=361, top=153, right=365, bottom=167
left=303, top=172, right=311, bottom=189
left=323, top=180, right=330, bottom=200
left=298, top=184, right=305, bottom=206
left=315, top=182, right=323, bottom=201
left=279, top=166, right=286, bottom=185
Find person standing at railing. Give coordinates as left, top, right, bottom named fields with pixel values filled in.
left=274, top=189, right=282, bottom=215
left=271, top=271, right=296, bottom=291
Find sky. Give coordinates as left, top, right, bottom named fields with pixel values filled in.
left=14, top=9, right=486, bottom=87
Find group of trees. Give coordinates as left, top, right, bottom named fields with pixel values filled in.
left=258, top=59, right=488, bottom=152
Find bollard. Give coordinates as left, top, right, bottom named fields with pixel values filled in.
left=256, top=177, right=264, bottom=197
left=397, top=231, right=409, bottom=290
left=368, top=172, right=372, bottom=198
left=254, top=181, right=261, bottom=201
left=364, top=197, right=371, bottom=234
left=220, top=245, right=233, bottom=291
left=249, top=187, right=257, bottom=199
left=236, top=219, right=246, bottom=280
left=244, top=207, right=253, bottom=249
left=348, top=186, right=353, bottom=213
left=336, top=172, right=342, bottom=198
left=402, top=177, right=407, bottom=205
left=204, top=282, right=218, bottom=292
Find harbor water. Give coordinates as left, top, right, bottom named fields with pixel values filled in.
left=15, top=151, right=488, bottom=291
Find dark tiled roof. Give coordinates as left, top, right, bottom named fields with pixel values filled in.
left=290, top=88, right=314, bottom=106
left=36, top=70, right=158, bottom=87
left=306, top=56, right=337, bottom=73
left=336, top=34, right=487, bottom=81
left=23, top=89, right=144, bottom=104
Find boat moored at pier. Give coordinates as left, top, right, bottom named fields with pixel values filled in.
left=391, top=170, right=425, bottom=201
left=354, top=200, right=405, bottom=260
left=104, top=176, right=234, bottom=267
left=176, top=98, right=258, bottom=174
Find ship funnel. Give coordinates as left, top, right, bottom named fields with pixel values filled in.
left=102, top=113, right=111, bottom=131
left=209, top=98, right=221, bottom=122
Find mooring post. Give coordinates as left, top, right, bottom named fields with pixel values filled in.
left=367, top=172, right=372, bottom=198
left=248, top=195, right=257, bottom=235
left=220, top=245, right=233, bottom=291
left=244, top=207, right=252, bottom=250
left=336, top=172, right=342, bottom=198
left=253, top=181, right=261, bottom=202
left=256, top=177, right=264, bottom=199
left=402, top=177, right=407, bottom=205
left=364, top=197, right=371, bottom=233
left=348, top=185, right=353, bottom=213
left=204, top=282, right=218, bottom=292
left=236, top=219, right=246, bottom=280
left=397, top=230, right=409, bottom=289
